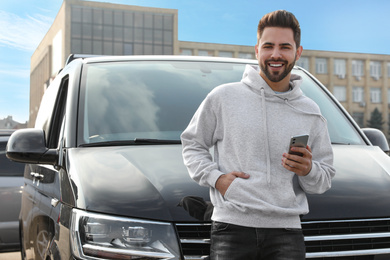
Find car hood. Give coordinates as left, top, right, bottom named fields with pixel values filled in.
left=303, top=144, right=390, bottom=221
left=68, top=145, right=209, bottom=222
left=68, top=144, right=390, bottom=222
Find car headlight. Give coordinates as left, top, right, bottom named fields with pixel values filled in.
left=70, top=209, right=181, bottom=259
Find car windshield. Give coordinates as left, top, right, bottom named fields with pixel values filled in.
left=77, top=60, right=364, bottom=146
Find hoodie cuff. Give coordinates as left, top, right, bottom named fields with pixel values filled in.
left=300, top=162, right=320, bottom=184
left=208, top=169, right=224, bottom=188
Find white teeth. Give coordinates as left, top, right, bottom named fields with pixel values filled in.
left=270, top=64, right=282, bottom=67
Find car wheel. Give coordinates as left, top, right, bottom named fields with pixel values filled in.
left=34, top=220, right=51, bottom=260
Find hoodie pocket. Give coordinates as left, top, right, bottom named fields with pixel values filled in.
left=223, top=177, right=240, bottom=200
left=221, top=173, right=300, bottom=211
left=210, top=177, right=241, bottom=208
left=223, top=177, right=256, bottom=207
left=216, top=177, right=250, bottom=212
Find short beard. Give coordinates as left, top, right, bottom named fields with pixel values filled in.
left=260, top=56, right=296, bottom=83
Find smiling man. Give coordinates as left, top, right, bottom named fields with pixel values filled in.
left=181, top=10, right=335, bottom=260
left=257, top=26, right=302, bottom=91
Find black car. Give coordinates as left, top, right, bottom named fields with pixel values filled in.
left=6, top=55, right=390, bottom=260
left=0, top=129, right=24, bottom=253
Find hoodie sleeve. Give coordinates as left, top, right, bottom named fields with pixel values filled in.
left=298, top=120, right=336, bottom=194
left=180, top=93, right=224, bottom=188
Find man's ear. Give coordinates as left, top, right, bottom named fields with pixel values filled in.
left=296, top=46, right=303, bottom=61
left=255, top=44, right=259, bottom=58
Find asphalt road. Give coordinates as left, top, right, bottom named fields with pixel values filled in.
left=0, top=252, right=21, bottom=260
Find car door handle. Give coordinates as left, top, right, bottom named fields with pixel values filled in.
left=31, top=172, right=44, bottom=180
left=31, top=172, right=44, bottom=186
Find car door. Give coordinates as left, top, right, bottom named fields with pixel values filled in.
left=21, top=76, right=68, bottom=260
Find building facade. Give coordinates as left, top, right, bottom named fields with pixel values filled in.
left=30, top=0, right=178, bottom=126
left=30, top=0, right=390, bottom=138
left=0, top=116, right=28, bottom=129
left=295, top=50, right=390, bottom=132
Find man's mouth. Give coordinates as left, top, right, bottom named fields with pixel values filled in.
left=268, top=63, right=284, bottom=68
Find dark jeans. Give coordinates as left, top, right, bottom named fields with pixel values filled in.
left=210, top=221, right=306, bottom=260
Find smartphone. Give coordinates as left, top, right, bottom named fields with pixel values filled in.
left=288, top=134, right=309, bottom=157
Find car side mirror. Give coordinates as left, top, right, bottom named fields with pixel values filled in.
left=6, top=128, right=57, bottom=165
left=362, top=128, right=390, bottom=154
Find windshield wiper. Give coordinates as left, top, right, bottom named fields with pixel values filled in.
left=80, top=138, right=181, bottom=147
left=133, top=138, right=181, bottom=144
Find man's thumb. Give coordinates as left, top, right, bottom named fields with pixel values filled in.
left=234, top=171, right=250, bottom=179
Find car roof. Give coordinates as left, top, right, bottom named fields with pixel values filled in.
left=68, top=54, right=259, bottom=66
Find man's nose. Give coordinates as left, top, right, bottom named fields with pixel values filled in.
left=271, top=49, right=282, bottom=59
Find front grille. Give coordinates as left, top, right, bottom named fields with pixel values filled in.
left=176, top=223, right=211, bottom=260
left=303, top=218, right=390, bottom=259
left=176, top=218, right=390, bottom=260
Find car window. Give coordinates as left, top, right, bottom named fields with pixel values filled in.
left=47, top=76, right=69, bottom=149
left=78, top=61, right=245, bottom=144
left=294, top=70, right=364, bottom=145
left=35, top=75, right=62, bottom=141
left=78, top=61, right=364, bottom=146
left=0, top=140, right=25, bottom=177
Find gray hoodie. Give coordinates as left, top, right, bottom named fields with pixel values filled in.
left=181, top=65, right=335, bottom=228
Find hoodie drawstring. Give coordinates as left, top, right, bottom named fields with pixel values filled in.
left=260, top=88, right=272, bottom=185
left=283, top=99, right=326, bottom=120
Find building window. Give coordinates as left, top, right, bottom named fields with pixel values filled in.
left=198, top=50, right=214, bottom=56
left=180, top=49, right=193, bottom=56
left=352, top=60, right=364, bottom=80
left=124, top=43, right=133, bottom=55
left=315, top=58, right=327, bottom=74
left=334, top=59, right=346, bottom=79
left=333, top=86, right=346, bottom=102
left=218, top=51, right=233, bottom=58
left=370, top=61, right=382, bottom=80
left=296, top=56, right=309, bottom=71
left=238, top=53, right=253, bottom=59
left=387, top=62, right=390, bottom=78
left=352, top=112, right=364, bottom=128
left=370, top=87, right=382, bottom=103
left=71, top=6, right=82, bottom=22
left=388, top=89, right=390, bottom=104
left=352, top=87, right=364, bottom=103
left=70, top=5, right=174, bottom=56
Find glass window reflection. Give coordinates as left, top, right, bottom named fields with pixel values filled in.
left=79, top=61, right=364, bottom=146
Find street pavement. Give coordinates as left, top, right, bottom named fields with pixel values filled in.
left=0, top=252, right=21, bottom=260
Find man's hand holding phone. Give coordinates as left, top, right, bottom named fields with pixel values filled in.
left=282, top=135, right=312, bottom=176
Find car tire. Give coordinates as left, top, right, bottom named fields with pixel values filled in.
left=34, top=220, right=51, bottom=260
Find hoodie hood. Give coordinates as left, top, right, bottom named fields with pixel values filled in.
left=241, top=64, right=304, bottom=101
left=241, top=64, right=324, bottom=118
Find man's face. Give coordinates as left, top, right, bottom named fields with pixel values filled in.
left=255, top=27, right=302, bottom=84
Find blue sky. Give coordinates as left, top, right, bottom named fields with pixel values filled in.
left=1, top=0, right=389, bottom=123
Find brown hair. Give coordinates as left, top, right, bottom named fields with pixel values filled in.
left=257, top=10, right=301, bottom=48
